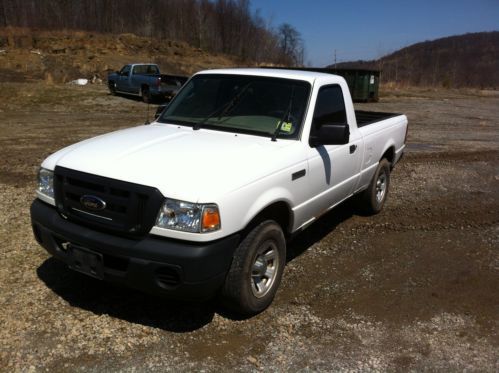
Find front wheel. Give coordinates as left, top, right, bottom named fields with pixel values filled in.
left=108, top=81, right=116, bottom=95
left=359, top=158, right=391, bottom=215
left=221, top=220, right=286, bottom=316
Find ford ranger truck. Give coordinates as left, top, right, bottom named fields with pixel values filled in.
left=31, top=68, right=408, bottom=316
left=107, top=64, right=188, bottom=102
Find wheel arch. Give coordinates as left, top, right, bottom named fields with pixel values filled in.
left=381, top=144, right=396, bottom=167
left=108, top=80, right=116, bottom=89
left=243, top=200, right=293, bottom=237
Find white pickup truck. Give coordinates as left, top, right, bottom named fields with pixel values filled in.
left=31, top=68, right=407, bottom=315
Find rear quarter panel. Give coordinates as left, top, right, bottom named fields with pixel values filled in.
left=355, top=115, right=407, bottom=192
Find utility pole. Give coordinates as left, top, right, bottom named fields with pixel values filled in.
left=334, top=49, right=337, bottom=68
left=395, top=58, right=398, bottom=83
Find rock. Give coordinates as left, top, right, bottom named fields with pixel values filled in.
left=247, top=356, right=258, bottom=365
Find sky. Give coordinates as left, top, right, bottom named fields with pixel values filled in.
left=250, top=0, right=499, bottom=66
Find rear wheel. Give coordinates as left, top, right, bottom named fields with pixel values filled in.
left=359, top=158, right=391, bottom=215
left=141, top=86, right=152, bottom=103
left=222, top=220, right=286, bottom=316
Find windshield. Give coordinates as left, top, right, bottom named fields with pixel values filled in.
left=158, top=74, right=311, bottom=139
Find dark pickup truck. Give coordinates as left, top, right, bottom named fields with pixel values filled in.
left=108, top=64, right=188, bottom=102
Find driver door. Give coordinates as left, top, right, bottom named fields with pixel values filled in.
left=305, top=84, right=363, bottom=219
left=116, top=65, right=131, bottom=92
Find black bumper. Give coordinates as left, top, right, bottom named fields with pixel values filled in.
left=30, top=199, right=240, bottom=300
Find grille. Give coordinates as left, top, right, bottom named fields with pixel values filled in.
left=54, top=166, right=164, bottom=237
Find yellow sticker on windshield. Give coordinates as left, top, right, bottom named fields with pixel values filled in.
left=279, top=122, right=293, bottom=132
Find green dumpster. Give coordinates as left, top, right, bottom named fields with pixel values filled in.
left=331, top=68, right=380, bottom=102
left=259, top=66, right=381, bottom=102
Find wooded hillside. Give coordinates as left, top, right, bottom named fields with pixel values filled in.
left=333, top=32, right=499, bottom=88
left=0, top=0, right=304, bottom=65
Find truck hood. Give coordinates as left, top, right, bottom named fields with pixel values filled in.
left=43, top=123, right=303, bottom=202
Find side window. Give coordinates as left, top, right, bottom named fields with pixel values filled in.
left=132, top=65, right=145, bottom=74
left=120, top=65, right=131, bottom=76
left=312, top=85, right=347, bottom=128
left=147, top=65, right=159, bottom=74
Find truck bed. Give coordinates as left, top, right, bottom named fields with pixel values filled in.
left=355, top=110, right=401, bottom=128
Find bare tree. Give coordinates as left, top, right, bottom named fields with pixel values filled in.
left=277, top=23, right=304, bottom=66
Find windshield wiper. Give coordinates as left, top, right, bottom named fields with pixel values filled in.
left=193, top=82, right=252, bottom=130
left=271, top=87, right=295, bottom=141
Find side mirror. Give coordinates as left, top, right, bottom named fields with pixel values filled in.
left=121, top=71, right=129, bottom=77
left=309, top=123, right=350, bottom=147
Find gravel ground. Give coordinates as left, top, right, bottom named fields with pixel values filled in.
left=1, top=83, right=498, bottom=371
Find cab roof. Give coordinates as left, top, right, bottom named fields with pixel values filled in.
left=195, top=68, right=343, bottom=84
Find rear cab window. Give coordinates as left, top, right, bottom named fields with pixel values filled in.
left=132, top=65, right=159, bottom=75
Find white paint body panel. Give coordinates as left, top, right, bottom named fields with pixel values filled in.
left=40, top=68, right=408, bottom=242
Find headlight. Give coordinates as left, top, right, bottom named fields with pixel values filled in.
left=37, top=168, right=54, bottom=199
left=155, top=198, right=221, bottom=233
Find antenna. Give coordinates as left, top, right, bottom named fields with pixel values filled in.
left=144, top=102, right=150, bottom=125
left=144, top=8, right=153, bottom=125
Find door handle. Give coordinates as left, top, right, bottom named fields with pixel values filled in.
left=350, top=144, right=357, bottom=154
left=292, top=169, right=306, bottom=181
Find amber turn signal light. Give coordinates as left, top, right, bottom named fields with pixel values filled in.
left=201, top=206, right=221, bottom=232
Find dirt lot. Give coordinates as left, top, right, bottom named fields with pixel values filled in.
left=0, top=83, right=498, bottom=371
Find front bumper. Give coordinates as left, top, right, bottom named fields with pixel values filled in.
left=30, top=199, right=240, bottom=300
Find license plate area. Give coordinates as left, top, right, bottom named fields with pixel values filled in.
left=67, top=244, right=104, bottom=280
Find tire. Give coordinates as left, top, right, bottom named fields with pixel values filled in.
left=108, top=81, right=116, bottom=95
left=359, top=158, right=391, bottom=215
left=141, top=86, right=152, bottom=103
left=221, top=220, right=286, bottom=316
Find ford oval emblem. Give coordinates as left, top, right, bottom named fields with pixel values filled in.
left=80, top=195, right=106, bottom=211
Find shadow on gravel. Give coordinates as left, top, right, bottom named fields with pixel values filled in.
left=287, top=198, right=357, bottom=262
left=37, top=258, right=215, bottom=332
